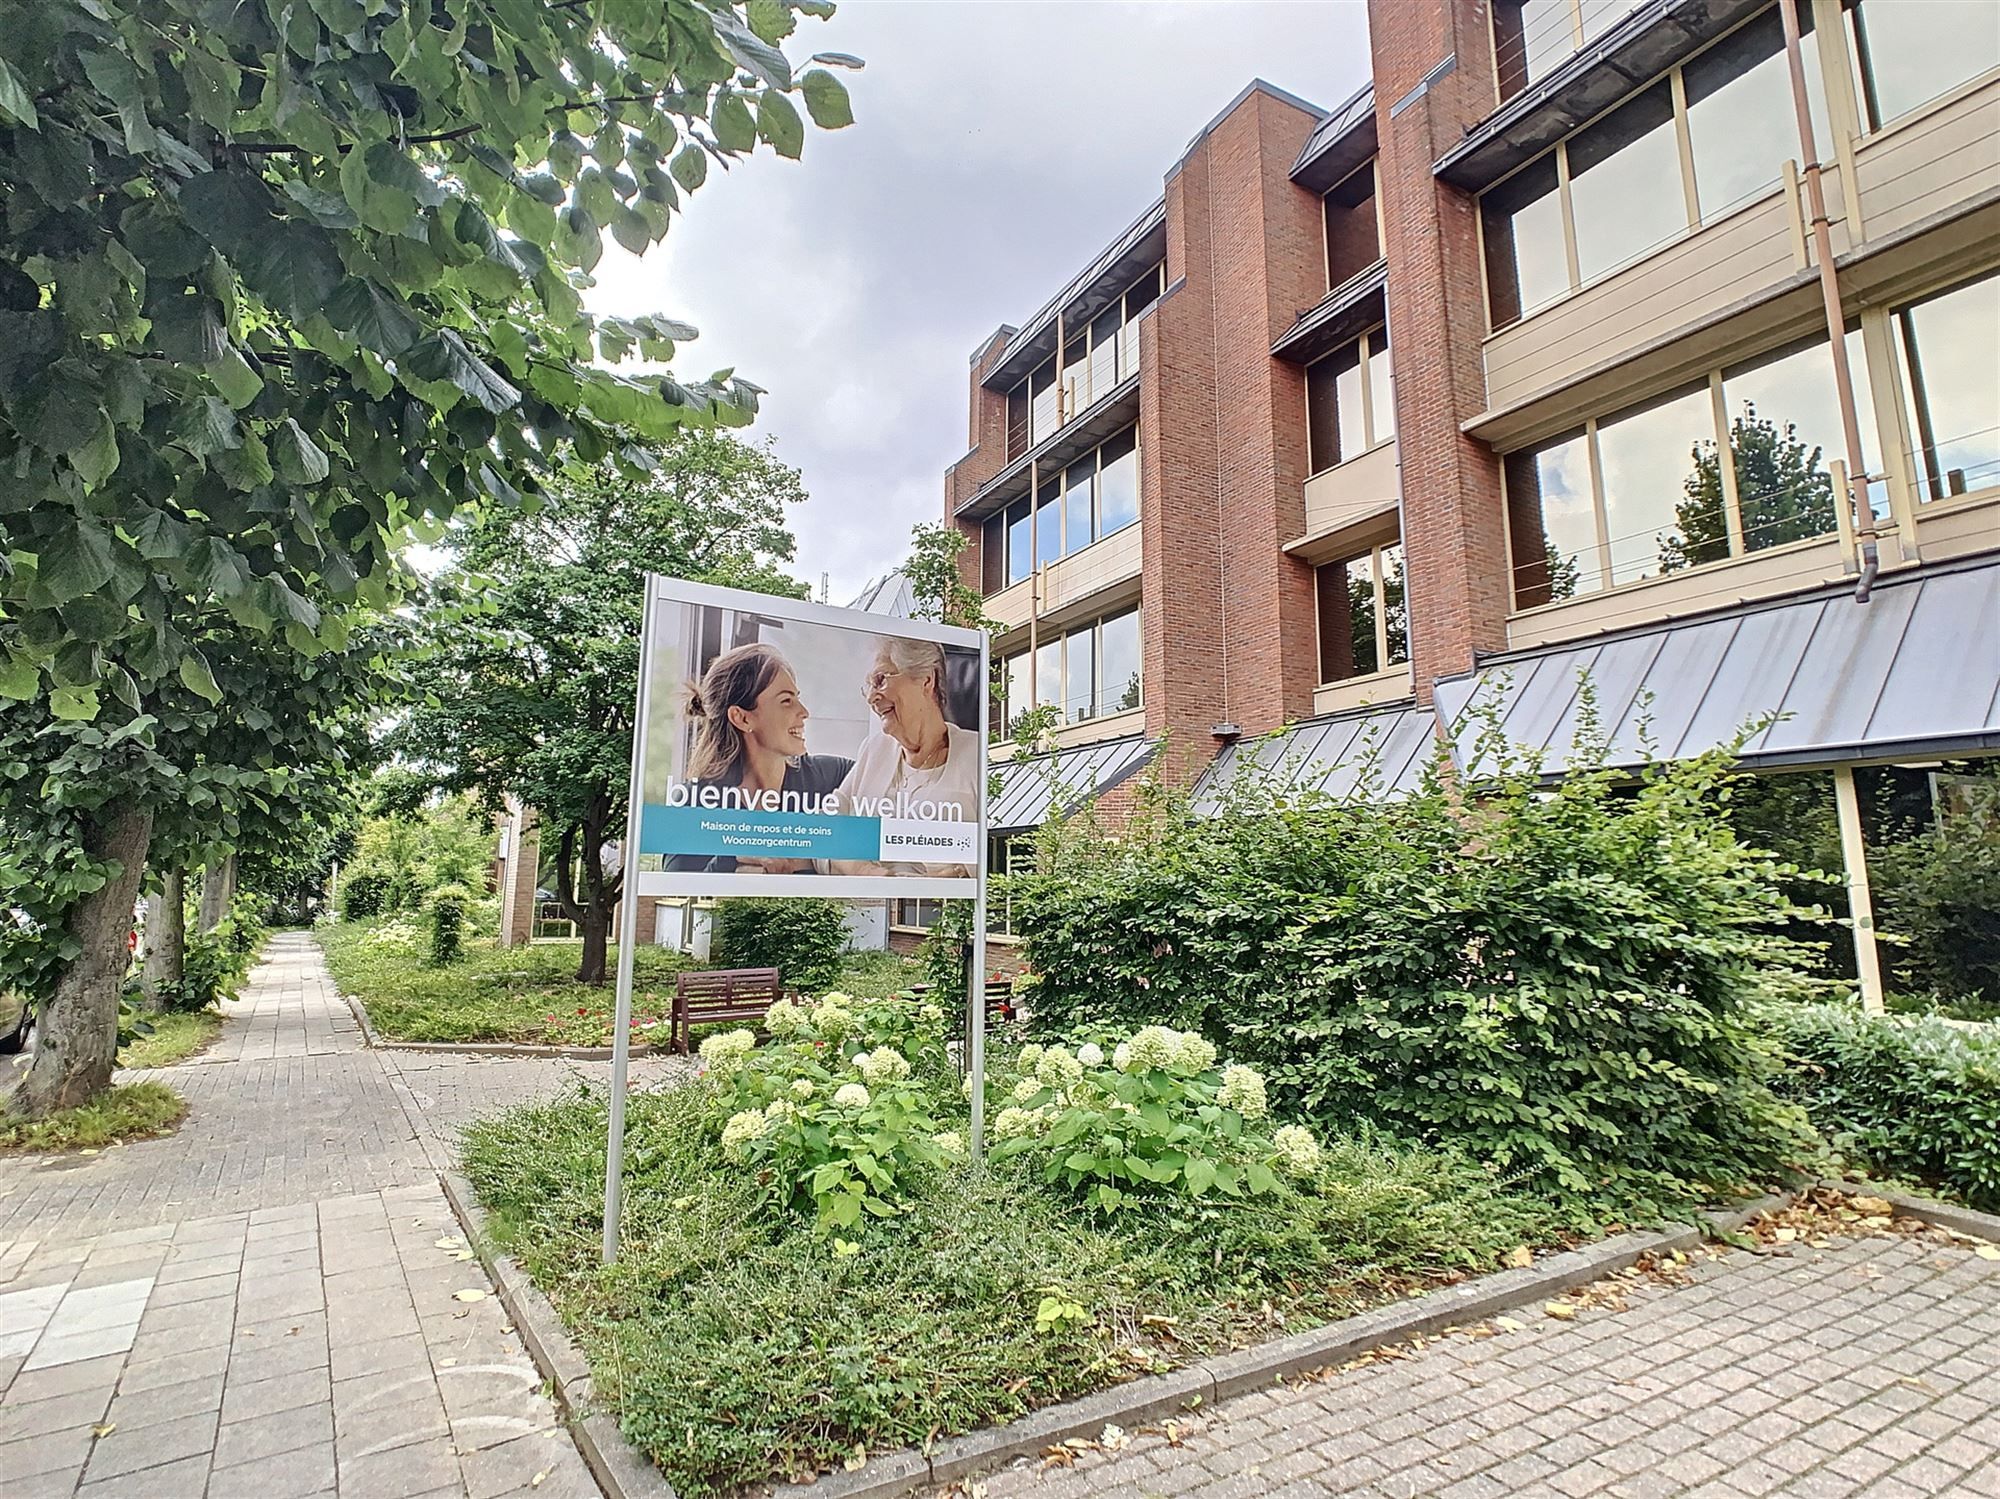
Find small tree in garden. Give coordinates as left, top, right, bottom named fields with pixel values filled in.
left=1009, top=708, right=1836, bottom=1218
left=713, top=897, right=851, bottom=992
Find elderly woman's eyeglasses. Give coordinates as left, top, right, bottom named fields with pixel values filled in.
left=863, top=667, right=908, bottom=694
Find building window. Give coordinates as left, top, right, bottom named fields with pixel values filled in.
left=990, top=834, right=1030, bottom=936
left=1893, top=271, right=2000, bottom=503
left=998, top=607, right=1143, bottom=730
left=1029, top=359, right=1058, bottom=447
left=1003, top=264, right=1162, bottom=464
left=1098, top=428, right=1139, bottom=535
left=984, top=427, right=1143, bottom=597
left=1492, top=0, right=1642, bottom=98
left=1503, top=328, right=1885, bottom=605
left=1323, top=160, right=1382, bottom=289
left=1848, top=0, right=2000, bottom=131
left=1006, top=384, right=1030, bottom=461
left=981, top=514, right=1005, bottom=594
left=892, top=898, right=941, bottom=930
left=1305, top=327, right=1393, bottom=476
left=1481, top=6, right=1834, bottom=328
left=1004, top=499, right=1032, bottom=587
left=1315, top=542, right=1407, bottom=682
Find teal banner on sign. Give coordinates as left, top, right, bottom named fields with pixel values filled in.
left=640, top=803, right=881, bottom=862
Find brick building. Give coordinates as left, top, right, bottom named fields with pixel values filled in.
left=938, top=0, right=1999, bottom=991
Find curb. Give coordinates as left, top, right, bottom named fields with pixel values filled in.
left=438, top=1170, right=681, bottom=1499
left=1821, top=1178, right=2000, bottom=1242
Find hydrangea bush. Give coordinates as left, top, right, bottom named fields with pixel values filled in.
left=983, top=1026, right=1324, bottom=1214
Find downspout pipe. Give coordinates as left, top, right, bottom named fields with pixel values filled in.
left=1776, top=0, right=1877, bottom=601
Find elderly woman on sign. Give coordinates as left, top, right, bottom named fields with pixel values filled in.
left=831, top=637, right=981, bottom=874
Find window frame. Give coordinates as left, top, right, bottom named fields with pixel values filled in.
left=1320, top=158, right=1384, bottom=292
left=1305, top=324, right=1394, bottom=476
left=997, top=606, right=1145, bottom=729
left=1314, top=540, right=1408, bottom=685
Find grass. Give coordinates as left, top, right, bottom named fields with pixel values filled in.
left=318, top=918, right=926, bottom=1046
left=463, top=1072, right=1560, bottom=1496
left=0, top=1080, right=188, bottom=1153
left=119, top=1009, right=223, bottom=1069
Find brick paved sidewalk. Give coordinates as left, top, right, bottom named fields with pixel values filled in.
left=0, top=932, right=608, bottom=1499
left=968, top=1227, right=2000, bottom=1499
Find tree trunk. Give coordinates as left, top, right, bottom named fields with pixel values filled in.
left=578, top=906, right=610, bottom=987
left=9, top=809, right=153, bottom=1119
left=141, top=868, right=185, bottom=1011
left=197, top=853, right=237, bottom=932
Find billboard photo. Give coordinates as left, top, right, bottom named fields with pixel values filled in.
left=631, top=577, right=987, bottom=899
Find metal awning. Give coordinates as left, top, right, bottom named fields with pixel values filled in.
left=1434, top=557, right=2000, bottom=776
left=1272, top=261, right=1388, bottom=365
left=954, top=376, right=1141, bottom=523
left=1188, top=703, right=1437, bottom=815
left=981, top=203, right=1167, bottom=393
left=1292, top=81, right=1376, bottom=194
left=990, top=735, right=1161, bottom=833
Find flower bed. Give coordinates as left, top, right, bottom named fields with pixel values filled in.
left=462, top=993, right=1566, bottom=1496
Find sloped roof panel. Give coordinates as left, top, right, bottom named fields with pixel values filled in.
left=1188, top=704, right=1435, bottom=815
left=989, top=735, right=1160, bottom=832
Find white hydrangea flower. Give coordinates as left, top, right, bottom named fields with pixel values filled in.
left=1272, top=1124, right=1321, bottom=1178
left=790, top=1077, right=815, bottom=1100
left=764, top=998, right=806, bottom=1037
left=811, top=997, right=856, bottom=1041
left=1124, top=1026, right=1181, bottom=1073
left=1011, top=1076, right=1042, bottom=1103
left=818, top=991, right=853, bottom=1006
left=1076, top=1042, right=1105, bottom=1068
left=961, top=1074, right=975, bottom=1099
left=932, top=1130, right=966, bottom=1158
left=833, top=1082, right=871, bottom=1109
left=719, top=1108, right=771, bottom=1158
left=991, top=1106, right=1039, bottom=1140
left=856, top=1047, right=912, bottom=1086
left=918, top=1001, right=944, bottom=1023
left=1175, top=1032, right=1218, bottom=1073
left=763, top=1097, right=797, bottom=1121
left=1113, top=1041, right=1133, bottom=1072
left=697, top=1029, right=757, bottom=1066
left=1017, top=1043, right=1046, bottom=1073
left=1036, top=1047, right=1084, bottom=1090
left=1217, top=1063, right=1268, bottom=1120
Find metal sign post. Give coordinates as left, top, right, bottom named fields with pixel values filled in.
left=601, top=584, right=661, bottom=1266
left=968, top=642, right=991, bottom=1164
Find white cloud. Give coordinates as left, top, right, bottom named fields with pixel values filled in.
left=584, top=0, right=1373, bottom=602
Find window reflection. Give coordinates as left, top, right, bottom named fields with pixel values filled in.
left=1099, top=429, right=1139, bottom=535
left=1100, top=609, right=1141, bottom=713
left=1323, top=162, right=1381, bottom=289
left=1000, top=611, right=1142, bottom=728
left=1005, top=501, right=1032, bottom=587
left=1685, top=9, right=1832, bottom=222
left=1034, top=639, right=1061, bottom=712
left=1305, top=328, right=1392, bottom=474
left=1851, top=0, right=2000, bottom=130
left=1717, top=329, right=1877, bottom=553
left=1505, top=432, right=1599, bottom=606
left=1063, top=458, right=1095, bottom=556
left=1314, top=543, right=1409, bottom=681
left=1493, top=0, right=1581, bottom=96
left=1368, top=330, right=1396, bottom=444
left=1596, top=385, right=1714, bottom=585
left=1895, top=272, right=2000, bottom=502
left=1482, top=156, right=1566, bottom=327
left=1034, top=481, right=1062, bottom=570
left=1568, top=84, right=1685, bottom=285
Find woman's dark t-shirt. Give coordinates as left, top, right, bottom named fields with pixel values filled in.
left=663, top=754, right=854, bottom=873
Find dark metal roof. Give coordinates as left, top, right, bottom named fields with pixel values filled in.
left=1433, top=556, right=2000, bottom=775
left=1272, top=260, right=1389, bottom=364
left=953, top=375, right=1141, bottom=523
left=1188, top=703, right=1437, bottom=815
left=981, top=202, right=1167, bottom=394
left=1434, top=0, right=1770, bottom=192
left=990, top=735, right=1160, bottom=833
left=1292, top=81, right=1377, bottom=194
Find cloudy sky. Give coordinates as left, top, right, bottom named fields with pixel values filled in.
left=583, top=0, right=1374, bottom=604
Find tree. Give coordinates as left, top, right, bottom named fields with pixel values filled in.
left=0, top=0, right=854, bottom=1115
left=904, top=523, right=998, bottom=632
left=395, top=439, right=809, bottom=983
left=1662, top=409, right=1838, bottom=571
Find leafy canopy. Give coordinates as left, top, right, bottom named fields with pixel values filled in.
left=0, top=0, right=855, bottom=713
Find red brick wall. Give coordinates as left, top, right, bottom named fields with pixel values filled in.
left=1368, top=0, right=1510, bottom=698
left=945, top=331, right=1017, bottom=595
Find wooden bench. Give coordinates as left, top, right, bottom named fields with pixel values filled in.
left=671, top=967, right=783, bottom=1055
left=909, top=978, right=1019, bottom=1030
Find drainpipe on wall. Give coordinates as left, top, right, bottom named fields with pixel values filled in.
left=1776, top=0, right=1878, bottom=602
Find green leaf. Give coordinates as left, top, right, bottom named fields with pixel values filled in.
left=324, top=278, right=424, bottom=356
left=712, top=91, right=756, bottom=154
left=128, top=509, right=191, bottom=561
left=272, top=419, right=330, bottom=483
left=71, top=419, right=120, bottom=487
left=236, top=224, right=344, bottom=322
left=1183, top=1157, right=1217, bottom=1195
left=37, top=519, right=117, bottom=606
left=756, top=90, right=804, bottom=159
left=178, top=651, right=222, bottom=704
left=214, top=430, right=275, bottom=490
left=669, top=144, right=708, bottom=194
left=50, top=685, right=100, bottom=721
left=800, top=69, right=854, bottom=130
left=207, top=348, right=264, bottom=409
left=404, top=330, right=521, bottom=413
left=0, top=56, right=38, bottom=129
left=0, top=657, right=38, bottom=700
left=176, top=395, right=242, bottom=457
left=81, top=48, right=157, bottom=153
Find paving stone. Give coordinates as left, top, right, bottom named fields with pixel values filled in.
left=79, top=1409, right=218, bottom=1482
left=206, top=1440, right=338, bottom=1499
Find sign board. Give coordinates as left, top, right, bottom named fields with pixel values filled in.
left=630, top=576, right=988, bottom=899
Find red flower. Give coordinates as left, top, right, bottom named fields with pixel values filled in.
left=576, top=1007, right=588, bottom=1016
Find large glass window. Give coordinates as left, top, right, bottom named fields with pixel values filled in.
left=1005, top=500, right=1032, bottom=587
left=1323, top=162, right=1381, bottom=290
left=1850, top=0, right=2000, bottom=131
left=1064, top=628, right=1096, bottom=723
left=1034, top=639, right=1061, bottom=712
left=1100, top=608, right=1141, bottom=714
left=1061, top=334, right=1090, bottom=424
left=1117, top=266, right=1161, bottom=380
left=1685, top=8, right=1831, bottom=222
left=1315, top=542, right=1408, bottom=682
left=1099, top=428, right=1139, bottom=536
left=1306, top=328, right=1392, bottom=474
left=1504, top=431, right=1599, bottom=607
left=1567, top=84, right=1684, bottom=286
left=1482, top=156, right=1567, bottom=327
left=1894, top=272, right=2000, bottom=502
left=1002, top=652, right=1031, bottom=733
left=1006, top=385, right=1030, bottom=461
left=1088, top=304, right=1121, bottom=401
left=1063, top=458, right=1095, bottom=558
left=1033, top=477, right=1062, bottom=571
left=1030, top=361, right=1058, bottom=446
left=1594, top=385, right=1716, bottom=586
left=1721, top=327, right=1877, bottom=550
left=981, top=514, right=1005, bottom=594
left=1493, top=0, right=1584, bottom=96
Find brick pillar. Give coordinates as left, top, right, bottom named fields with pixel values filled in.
left=944, top=328, right=1016, bottom=595
left=1369, top=0, right=1510, bottom=698
left=1147, top=84, right=1325, bottom=760
left=497, top=802, right=539, bottom=948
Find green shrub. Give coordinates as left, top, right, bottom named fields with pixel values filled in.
left=1870, top=791, right=2000, bottom=1009
left=1770, top=1002, right=2000, bottom=1210
left=340, top=867, right=391, bottom=920
left=427, top=883, right=472, bottom=966
left=712, top=896, right=850, bottom=992
left=1011, top=720, right=1830, bottom=1217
